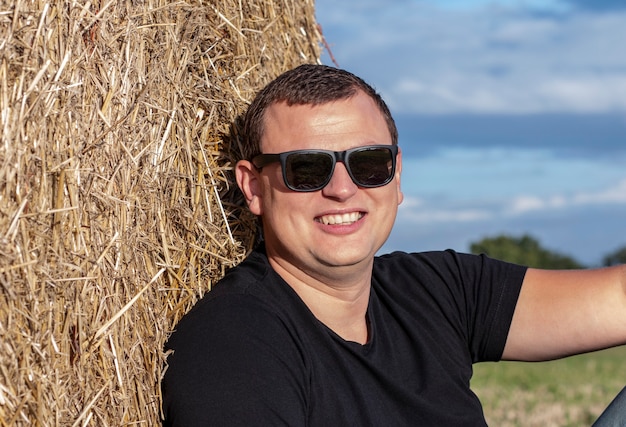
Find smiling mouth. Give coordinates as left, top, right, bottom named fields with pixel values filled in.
left=316, top=212, right=364, bottom=225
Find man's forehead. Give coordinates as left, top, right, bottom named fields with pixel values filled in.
left=260, top=93, right=391, bottom=153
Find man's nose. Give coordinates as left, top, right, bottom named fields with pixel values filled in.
left=321, top=162, right=358, bottom=200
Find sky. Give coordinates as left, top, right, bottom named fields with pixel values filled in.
left=314, top=0, right=626, bottom=266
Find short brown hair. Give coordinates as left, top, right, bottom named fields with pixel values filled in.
left=241, top=64, right=398, bottom=161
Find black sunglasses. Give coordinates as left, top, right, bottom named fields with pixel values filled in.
left=252, top=145, right=398, bottom=192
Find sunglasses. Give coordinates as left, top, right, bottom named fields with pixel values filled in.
left=252, top=145, right=398, bottom=192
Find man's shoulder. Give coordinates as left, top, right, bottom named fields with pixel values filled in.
left=185, top=246, right=279, bottom=312
left=371, top=249, right=525, bottom=298
left=168, top=245, right=307, bottom=343
left=373, top=248, right=519, bottom=272
left=217, top=244, right=272, bottom=290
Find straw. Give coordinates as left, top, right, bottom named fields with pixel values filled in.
left=0, top=0, right=321, bottom=424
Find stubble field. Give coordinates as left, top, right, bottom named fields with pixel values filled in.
left=472, top=346, right=626, bottom=426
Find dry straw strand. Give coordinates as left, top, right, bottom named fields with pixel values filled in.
left=0, top=0, right=321, bottom=424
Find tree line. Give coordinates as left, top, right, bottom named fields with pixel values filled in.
left=469, top=234, right=626, bottom=269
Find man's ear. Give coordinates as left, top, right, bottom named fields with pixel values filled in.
left=235, top=160, right=263, bottom=215
left=395, top=146, right=404, bottom=206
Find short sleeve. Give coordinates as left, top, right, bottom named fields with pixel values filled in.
left=374, top=250, right=527, bottom=363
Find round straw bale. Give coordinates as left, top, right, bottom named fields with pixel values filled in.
left=0, top=0, right=321, bottom=424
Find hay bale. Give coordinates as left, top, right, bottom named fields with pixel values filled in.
left=0, top=0, right=321, bottom=424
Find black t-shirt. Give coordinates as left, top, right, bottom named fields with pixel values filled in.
left=162, top=245, right=526, bottom=426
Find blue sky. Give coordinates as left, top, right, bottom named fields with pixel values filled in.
left=314, top=0, right=626, bottom=265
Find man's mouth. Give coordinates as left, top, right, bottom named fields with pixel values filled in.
left=316, top=212, right=364, bottom=225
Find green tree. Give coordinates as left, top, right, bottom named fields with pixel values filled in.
left=603, top=246, right=626, bottom=267
left=469, top=234, right=584, bottom=269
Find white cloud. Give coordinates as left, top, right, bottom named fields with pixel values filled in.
left=506, top=195, right=547, bottom=214
left=399, top=197, right=493, bottom=223
left=536, top=77, right=626, bottom=112
left=571, top=179, right=626, bottom=205
left=507, top=179, right=626, bottom=214
left=507, top=194, right=567, bottom=214
left=398, top=179, right=626, bottom=225
left=388, top=75, right=626, bottom=114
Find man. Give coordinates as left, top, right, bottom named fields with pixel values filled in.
left=162, top=64, right=626, bottom=426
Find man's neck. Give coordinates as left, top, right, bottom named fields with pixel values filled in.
left=268, top=256, right=372, bottom=345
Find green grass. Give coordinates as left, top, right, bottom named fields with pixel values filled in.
left=471, top=346, right=626, bottom=426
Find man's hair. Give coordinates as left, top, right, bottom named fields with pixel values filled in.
left=241, top=64, right=398, bottom=160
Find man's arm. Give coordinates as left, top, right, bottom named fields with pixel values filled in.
left=502, top=264, right=626, bottom=361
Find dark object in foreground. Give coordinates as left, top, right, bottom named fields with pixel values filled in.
left=593, top=386, right=626, bottom=427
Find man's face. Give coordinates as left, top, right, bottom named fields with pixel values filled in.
left=238, top=90, right=403, bottom=280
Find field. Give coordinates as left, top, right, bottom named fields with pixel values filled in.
left=472, top=346, right=626, bottom=426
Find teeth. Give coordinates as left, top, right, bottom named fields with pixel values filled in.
left=318, top=212, right=363, bottom=225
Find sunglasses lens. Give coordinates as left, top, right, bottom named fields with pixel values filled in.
left=348, top=148, right=394, bottom=187
left=284, top=152, right=334, bottom=191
